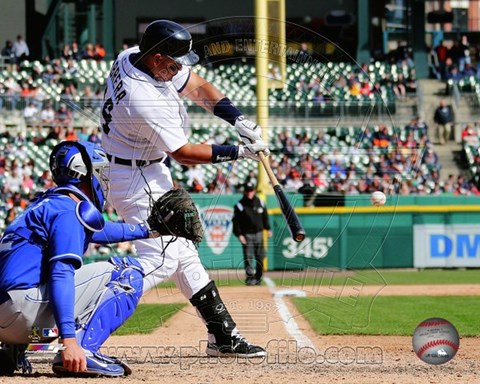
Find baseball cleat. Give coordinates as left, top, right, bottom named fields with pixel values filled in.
left=52, top=350, right=129, bottom=377
left=206, top=335, right=266, bottom=358
left=0, top=344, right=29, bottom=376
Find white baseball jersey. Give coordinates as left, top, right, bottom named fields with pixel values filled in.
left=101, top=46, right=191, bottom=160
left=101, top=47, right=211, bottom=296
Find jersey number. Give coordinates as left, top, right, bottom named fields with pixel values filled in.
left=102, top=98, right=113, bottom=135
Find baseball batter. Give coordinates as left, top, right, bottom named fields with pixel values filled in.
left=101, top=20, right=268, bottom=357
left=0, top=141, right=158, bottom=377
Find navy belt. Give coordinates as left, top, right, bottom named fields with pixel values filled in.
left=0, top=291, right=11, bottom=306
left=107, top=154, right=164, bottom=167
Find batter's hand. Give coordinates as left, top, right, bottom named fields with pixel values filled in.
left=235, top=116, right=263, bottom=145
left=238, top=142, right=270, bottom=161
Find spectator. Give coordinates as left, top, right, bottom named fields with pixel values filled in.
left=12, top=34, right=29, bottom=65
left=298, top=171, right=317, bottom=207
left=461, top=124, right=478, bottom=146
left=427, top=46, right=440, bottom=79
left=102, top=203, right=121, bottom=223
left=40, top=103, right=56, bottom=127
left=4, top=207, right=17, bottom=226
left=459, top=35, right=471, bottom=73
left=212, top=167, right=227, bottom=189
left=23, top=101, right=39, bottom=127
left=1, top=40, right=15, bottom=71
left=373, top=125, right=393, bottom=148
left=4, top=169, right=22, bottom=193
left=41, top=64, right=57, bottom=84
left=77, top=126, right=90, bottom=141
left=87, top=127, right=101, bottom=144
left=55, top=104, right=72, bottom=126
left=393, top=73, right=407, bottom=100
left=94, top=43, right=106, bottom=60
left=284, top=168, right=304, bottom=192
left=71, top=41, right=82, bottom=60
left=244, top=169, right=258, bottom=187
left=61, top=43, right=73, bottom=60
left=435, top=40, right=449, bottom=80
left=448, top=39, right=463, bottom=70
left=405, top=116, right=428, bottom=138
left=297, top=42, right=311, bottom=63
left=21, top=173, right=35, bottom=194
left=3, top=76, right=21, bottom=110
left=360, top=80, right=371, bottom=96
left=82, top=43, right=96, bottom=60
left=65, top=126, right=79, bottom=141
left=433, top=99, right=454, bottom=144
left=37, top=169, right=54, bottom=189
left=34, top=125, right=63, bottom=146
left=186, top=164, right=206, bottom=192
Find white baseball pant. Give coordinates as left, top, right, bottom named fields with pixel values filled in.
left=107, top=161, right=210, bottom=298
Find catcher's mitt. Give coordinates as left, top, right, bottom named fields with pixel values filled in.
left=147, top=188, right=204, bottom=246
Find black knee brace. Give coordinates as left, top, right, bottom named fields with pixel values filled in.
left=189, top=280, right=236, bottom=345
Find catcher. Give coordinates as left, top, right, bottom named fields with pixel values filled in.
left=0, top=141, right=161, bottom=377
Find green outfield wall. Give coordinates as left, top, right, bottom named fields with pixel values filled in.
left=192, top=194, right=480, bottom=271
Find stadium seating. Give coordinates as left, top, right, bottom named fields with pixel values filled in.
left=0, top=57, right=432, bottom=237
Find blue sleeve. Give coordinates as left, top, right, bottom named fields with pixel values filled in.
left=49, top=260, right=76, bottom=339
left=91, top=222, right=149, bottom=244
left=49, top=211, right=85, bottom=268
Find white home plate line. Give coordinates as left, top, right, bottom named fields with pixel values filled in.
left=263, top=277, right=317, bottom=351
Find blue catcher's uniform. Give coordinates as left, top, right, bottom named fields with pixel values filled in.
left=0, top=190, right=89, bottom=292
left=0, top=186, right=147, bottom=345
left=0, top=140, right=149, bottom=377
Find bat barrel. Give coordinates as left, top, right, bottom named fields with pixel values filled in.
left=273, top=185, right=306, bottom=242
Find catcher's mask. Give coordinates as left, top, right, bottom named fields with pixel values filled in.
left=49, top=140, right=110, bottom=211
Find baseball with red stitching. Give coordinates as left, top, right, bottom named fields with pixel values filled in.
left=412, top=317, right=460, bottom=365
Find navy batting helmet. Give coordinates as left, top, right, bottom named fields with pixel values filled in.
left=139, top=20, right=199, bottom=65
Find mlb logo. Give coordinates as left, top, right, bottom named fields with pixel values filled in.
left=42, top=327, right=59, bottom=337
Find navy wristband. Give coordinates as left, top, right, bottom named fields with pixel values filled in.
left=213, top=97, right=243, bottom=126
left=212, top=145, right=239, bottom=163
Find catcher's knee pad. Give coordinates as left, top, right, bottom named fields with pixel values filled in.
left=78, top=257, right=144, bottom=352
left=189, top=281, right=236, bottom=345
left=109, top=256, right=144, bottom=292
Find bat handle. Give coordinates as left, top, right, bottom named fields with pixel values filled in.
left=258, top=151, right=279, bottom=187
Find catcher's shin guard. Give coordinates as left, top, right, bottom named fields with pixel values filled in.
left=189, top=280, right=236, bottom=346
left=77, top=257, right=144, bottom=352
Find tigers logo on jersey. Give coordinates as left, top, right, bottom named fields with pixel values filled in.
left=199, top=206, right=233, bottom=255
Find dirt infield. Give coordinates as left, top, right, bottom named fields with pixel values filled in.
left=3, top=283, right=480, bottom=384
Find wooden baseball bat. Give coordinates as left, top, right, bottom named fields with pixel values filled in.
left=258, top=152, right=306, bottom=242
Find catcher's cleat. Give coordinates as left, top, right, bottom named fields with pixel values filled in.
left=52, top=350, right=130, bottom=377
left=0, top=344, right=29, bottom=376
left=206, top=335, right=266, bottom=358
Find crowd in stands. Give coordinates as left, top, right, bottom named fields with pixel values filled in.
left=176, top=116, right=480, bottom=203
left=429, top=36, right=480, bottom=82
left=1, top=40, right=479, bottom=257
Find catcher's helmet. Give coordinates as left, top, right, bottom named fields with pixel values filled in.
left=49, top=141, right=110, bottom=211
left=139, top=20, right=199, bottom=65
